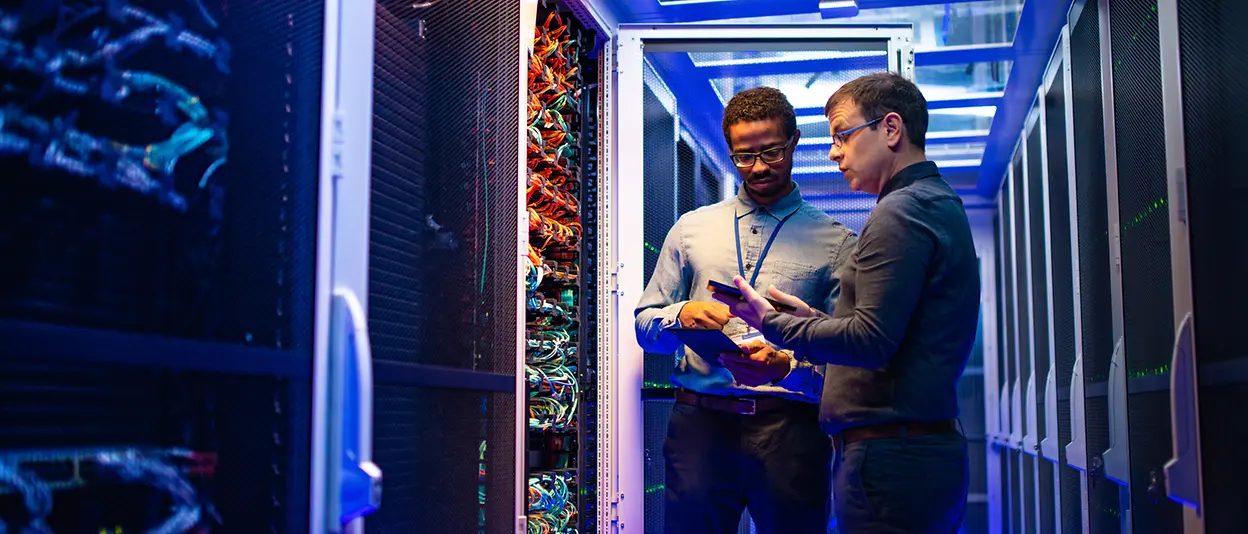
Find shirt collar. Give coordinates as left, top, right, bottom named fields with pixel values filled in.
left=735, top=182, right=804, bottom=220
left=878, top=161, right=940, bottom=201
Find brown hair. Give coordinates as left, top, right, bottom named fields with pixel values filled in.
left=824, top=72, right=928, bottom=149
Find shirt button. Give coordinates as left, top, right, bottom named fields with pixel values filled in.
left=751, top=228, right=759, bottom=234
left=745, top=263, right=753, bottom=270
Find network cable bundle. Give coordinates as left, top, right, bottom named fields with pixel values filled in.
left=0, top=448, right=220, bottom=533
left=0, top=0, right=321, bottom=531
left=0, top=0, right=231, bottom=335
left=525, top=3, right=600, bottom=532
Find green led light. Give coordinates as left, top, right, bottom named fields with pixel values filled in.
left=645, top=484, right=665, bottom=495
left=644, top=242, right=661, bottom=254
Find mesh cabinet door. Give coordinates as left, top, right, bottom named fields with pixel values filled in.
left=364, top=2, right=525, bottom=532
left=0, top=0, right=337, bottom=531
left=613, top=24, right=915, bottom=533
left=1167, top=0, right=1248, bottom=531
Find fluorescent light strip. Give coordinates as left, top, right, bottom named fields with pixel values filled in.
left=930, top=106, right=998, bottom=118
left=927, top=129, right=992, bottom=140
left=792, top=159, right=983, bottom=175
left=799, top=130, right=992, bottom=146
left=690, top=50, right=886, bottom=67
left=657, top=0, right=733, bottom=5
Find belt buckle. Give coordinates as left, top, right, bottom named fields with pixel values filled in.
left=739, top=398, right=756, bottom=415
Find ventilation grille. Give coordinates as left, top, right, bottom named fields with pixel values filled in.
left=0, top=0, right=322, bottom=350
left=0, top=360, right=308, bottom=531
left=1002, top=181, right=1017, bottom=389
left=368, top=0, right=521, bottom=374
left=367, top=386, right=516, bottom=534
left=1012, top=150, right=1030, bottom=391
left=1177, top=1, right=1248, bottom=530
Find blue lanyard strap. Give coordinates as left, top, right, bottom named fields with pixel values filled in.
left=734, top=207, right=798, bottom=288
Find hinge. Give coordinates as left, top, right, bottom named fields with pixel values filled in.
left=331, top=110, right=346, bottom=180
left=1175, top=167, right=1187, bottom=224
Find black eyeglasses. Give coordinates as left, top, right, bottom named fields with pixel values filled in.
left=730, top=137, right=794, bottom=168
left=832, top=117, right=883, bottom=148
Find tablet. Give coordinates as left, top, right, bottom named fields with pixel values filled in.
left=706, top=279, right=798, bottom=312
left=668, top=327, right=742, bottom=366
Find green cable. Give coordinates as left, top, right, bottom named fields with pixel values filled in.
left=480, top=82, right=490, bottom=295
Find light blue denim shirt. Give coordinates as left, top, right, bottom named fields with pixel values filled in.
left=634, top=184, right=858, bottom=402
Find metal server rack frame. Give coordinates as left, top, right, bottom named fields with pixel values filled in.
left=524, top=2, right=606, bottom=532
left=577, top=56, right=602, bottom=532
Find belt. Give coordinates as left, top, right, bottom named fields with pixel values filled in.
left=834, top=419, right=958, bottom=446
left=674, top=389, right=800, bottom=415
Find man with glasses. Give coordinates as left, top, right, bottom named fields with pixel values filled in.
left=635, top=86, right=857, bottom=533
left=714, top=73, right=979, bottom=533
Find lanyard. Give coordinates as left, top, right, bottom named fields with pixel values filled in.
left=734, top=207, right=798, bottom=288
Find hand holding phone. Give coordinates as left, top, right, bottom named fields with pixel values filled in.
left=706, top=280, right=798, bottom=313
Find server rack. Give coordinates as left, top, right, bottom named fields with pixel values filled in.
left=363, top=1, right=611, bottom=532
left=1042, top=25, right=1086, bottom=534
left=987, top=0, right=1248, bottom=531
left=523, top=3, right=604, bottom=532
left=0, top=0, right=379, bottom=532
left=1163, top=0, right=1245, bottom=531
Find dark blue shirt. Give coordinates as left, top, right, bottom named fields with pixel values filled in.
left=760, top=162, right=980, bottom=434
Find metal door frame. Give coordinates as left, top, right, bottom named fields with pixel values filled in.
left=1156, top=0, right=1205, bottom=531
left=609, top=23, right=913, bottom=532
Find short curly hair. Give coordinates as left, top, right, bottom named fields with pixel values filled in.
left=721, top=86, right=797, bottom=146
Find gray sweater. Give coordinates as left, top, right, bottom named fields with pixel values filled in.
left=760, top=161, right=981, bottom=435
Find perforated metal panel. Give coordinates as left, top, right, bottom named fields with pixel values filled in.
left=1108, top=1, right=1182, bottom=529
left=370, top=2, right=432, bottom=366
left=677, top=139, right=697, bottom=217
left=698, top=162, right=724, bottom=207
left=994, top=215, right=1007, bottom=396
left=367, top=386, right=516, bottom=534
left=368, top=0, right=520, bottom=374
left=1026, top=123, right=1050, bottom=419
left=1068, top=2, right=1119, bottom=528
left=1177, top=0, right=1248, bottom=530
left=0, top=360, right=310, bottom=532
left=643, top=400, right=675, bottom=534
left=1003, top=182, right=1017, bottom=392
left=1042, top=65, right=1082, bottom=534
left=642, top=80, right=678, bottom=290
left=1110, top=0, right=1175, bottom=378
left=1009, top=452, right=1023, bottom=534
left=0, top=1, right=320, bottom=530
left=0, top=0, right=321, bottom=350
left=1012, top=150, right=1032, bottom=405
left=366, top=2, right=521, bottom=532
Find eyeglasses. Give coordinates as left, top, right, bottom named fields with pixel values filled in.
left=832, top=117, right=883, bottom=148
left=730, top=137, right=793, bottom=168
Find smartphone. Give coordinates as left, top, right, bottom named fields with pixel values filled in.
left=706, top=280, right=798, bottom=312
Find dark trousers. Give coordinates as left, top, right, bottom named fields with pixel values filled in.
left=663, top=401, right=831, bottom=534
left=832, top=431, right=969, bottom=534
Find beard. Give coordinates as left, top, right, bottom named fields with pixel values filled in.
left=745, top=173, right=787, bottom=198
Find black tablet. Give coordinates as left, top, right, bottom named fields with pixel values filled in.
left=669, top=327, right=743, bottom=366
left=706, top=279, right=798, bottom=312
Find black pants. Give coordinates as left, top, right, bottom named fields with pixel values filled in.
left=833, top=431, right=969, bottom=533
left=663, top=401, right=831, bottom=534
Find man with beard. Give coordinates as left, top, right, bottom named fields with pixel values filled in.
left=634, top=86, right=857, bottom=533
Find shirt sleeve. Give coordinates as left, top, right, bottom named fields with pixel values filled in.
left=770, top=349, right=824, bottom=398
left=634, top=219, right=692, bottom=355
left=822, top=231, right=858, bottom=315
left=760, top=194, right=934, bottom=370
